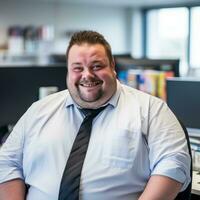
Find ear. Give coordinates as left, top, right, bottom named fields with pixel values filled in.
left=110, top=58, right=117, bottom=75
left=110, top=57, right=115, bottom=69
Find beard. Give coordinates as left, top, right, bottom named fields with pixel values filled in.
left=77, top=78, right=103, bottom=102
left=67, top=74, right=117, bottom=109
left=77, top=85, right=103, bottom=102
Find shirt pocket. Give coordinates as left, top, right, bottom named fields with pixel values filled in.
left=102, top=128, right=137, bottom=169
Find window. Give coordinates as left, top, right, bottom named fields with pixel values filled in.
left=190, top=7, right=200, bottom=69
left=146, top=8, right=189, bottom=75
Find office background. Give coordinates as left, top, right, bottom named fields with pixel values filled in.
left=1, top=0, right=200, bottom=198
left=1, top=0, right=200, bottom=74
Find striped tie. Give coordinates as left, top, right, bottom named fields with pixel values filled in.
left=58, top=106, right=106, bottom=200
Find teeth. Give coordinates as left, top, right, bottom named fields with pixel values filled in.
left=81, top=81, right=100, bottom=87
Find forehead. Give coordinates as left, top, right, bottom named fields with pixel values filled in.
left=68, top=43, right=107, bottom=60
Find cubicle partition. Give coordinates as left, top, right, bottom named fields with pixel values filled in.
left=0, top=66, right=67, bottom=127
left=166, top=77, right=200, bottom=133
left=166, top=77, right=200, bottom=197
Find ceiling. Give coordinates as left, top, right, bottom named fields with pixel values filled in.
left=57, top=0, right=200, bottom=8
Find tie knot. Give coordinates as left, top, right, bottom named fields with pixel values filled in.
left=80, top=106, right=107, bottom=118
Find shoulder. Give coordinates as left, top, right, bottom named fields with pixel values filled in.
left=120, top=83, right=164, bottom=106
left=24, top=89, right=70, bottom=118
left=33, top=89, right=69, bottom=106
left=119, top=83, right=169, bottom=118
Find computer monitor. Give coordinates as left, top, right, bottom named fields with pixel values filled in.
left=0, top=66, right=67, bottom=127
left=166, top=77, right=200, bottom=135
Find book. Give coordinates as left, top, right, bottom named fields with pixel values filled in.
left=127, top=69, right=141, bottom=89
left=117, top=68, right=174, bottom=100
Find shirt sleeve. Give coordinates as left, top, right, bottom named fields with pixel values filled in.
left=147, top=97, right=191, bottom=191
left=0, top=113, right=26, bottom=184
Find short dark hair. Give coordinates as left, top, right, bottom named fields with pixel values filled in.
left=66, top=30, right=113, bottom=64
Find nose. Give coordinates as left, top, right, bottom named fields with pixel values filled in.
left=82, top=68, right=95, bottom=79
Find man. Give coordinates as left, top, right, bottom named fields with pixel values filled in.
left=0, top=30, right=191, bottom=200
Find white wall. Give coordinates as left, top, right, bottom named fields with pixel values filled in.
left=0, top=0, right=131, bottom=54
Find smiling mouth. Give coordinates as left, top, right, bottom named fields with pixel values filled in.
left=79, top=80, right=102, bottom=87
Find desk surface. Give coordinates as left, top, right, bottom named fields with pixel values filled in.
left=192, top=171, right=200, bottom=195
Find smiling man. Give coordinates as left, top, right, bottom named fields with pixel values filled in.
left=67, top=42, right=117, bottom=108
left=0, top=31, right=191, bottom=200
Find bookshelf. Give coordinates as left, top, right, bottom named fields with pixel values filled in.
left=114, top=56, right=179, bottom=76
left=114, top=56, right=179, bottom=100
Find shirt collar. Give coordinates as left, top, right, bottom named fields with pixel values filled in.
left=65, top=80, right=121, bottom=109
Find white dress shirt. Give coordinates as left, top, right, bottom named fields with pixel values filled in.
left=0, top=81, right=191, bottom=200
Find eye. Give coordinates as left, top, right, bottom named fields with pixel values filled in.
left=92, top=64, right=103, bottom=71
left=73, top=66, right=83, bottom=72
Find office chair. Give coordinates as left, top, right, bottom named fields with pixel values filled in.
left=0, top=125, right=10, bottom=146
left=175, top=120, right=193, bottom=200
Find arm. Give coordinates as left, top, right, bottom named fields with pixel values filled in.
left=138, top=175, right=182, bottom=200
left=0, top=114, right=27, bottom=199
left=0, top=179, right=26, bottom=200
left=146, top=99, right=191, bottom=192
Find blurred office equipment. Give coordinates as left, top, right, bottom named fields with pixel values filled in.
left=115, top=56, right=179, bottom=76
left=166, top=77, right=200, bottom=171
left=166, top=77, right=200, bottom=132
left=8, top=26, right=24, bottom=55
left=0, top=66, right=67, bottom=129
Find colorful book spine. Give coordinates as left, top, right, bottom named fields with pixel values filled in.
left=118, top=68, right=174, bottom=100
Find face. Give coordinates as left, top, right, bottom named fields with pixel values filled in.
left=67, top=43, right=117, bottom=108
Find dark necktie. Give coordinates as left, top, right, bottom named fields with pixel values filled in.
left=58, top=106, right=106, bottom=200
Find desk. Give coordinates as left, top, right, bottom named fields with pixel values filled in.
left=192, top=171, right=200, bottom=195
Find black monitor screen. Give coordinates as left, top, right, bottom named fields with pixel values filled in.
left=0, top=66, right=67, bottom=127
left=166, top=78, right=200, bottom=129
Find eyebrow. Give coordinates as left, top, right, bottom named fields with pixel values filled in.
left=91, top=59, right=107, bottom=64
left=71, top=59, right=106, bottom=66
left=91, top=61, right=103, bottom=64
left=71, top=62, right=82, bottom=66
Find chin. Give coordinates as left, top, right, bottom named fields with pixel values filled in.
left=80, top=90, right=103, bottom=101
left=81, top=96, right=100, bottom=103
